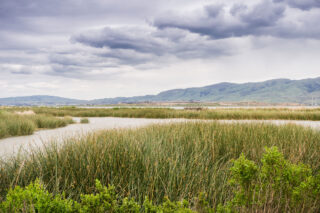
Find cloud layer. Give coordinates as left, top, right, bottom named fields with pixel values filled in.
left=153, top=0, right=320, bottom=39
left=0, top=0, right=320, bottom=99
left=274, top=0, right=320, bottom=10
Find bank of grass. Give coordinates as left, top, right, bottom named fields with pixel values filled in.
left=0, top=112, right=35, bottom=138
left=29, top=114, right=74, bottom=129
left=0, top=111, right=74, bottom=139
left=0, top=122, right=320, bottom=211
left=26, top=106, right=320, bottom=120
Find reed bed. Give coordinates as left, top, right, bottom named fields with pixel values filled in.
left=80, top=117, right=89, bottom=124
left=27, top=107, right=320, bottom=120
left=1, top=122, right=319, bottom=210
left=0, top=111, right=74, bottom=139
left=0, top=112, right=35, bottom=138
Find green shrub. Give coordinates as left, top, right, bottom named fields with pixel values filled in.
left=220, top=147, right=320, bottom=212
left=0, top=179, right=76, bottom=212
left=0, top=180, right=195, bottom=212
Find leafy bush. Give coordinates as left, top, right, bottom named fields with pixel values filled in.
left=217, top=147, right=320, bottom=212
left=0, top=180, right=196, bottom=212
left=0, top=180, right=75, bottom=212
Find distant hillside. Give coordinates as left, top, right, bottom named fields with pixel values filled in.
left=1, top=77, right=320, bottom=105
left=0, top=96, right=85, bottom=106
left=92, top=77, right=320, bottom=105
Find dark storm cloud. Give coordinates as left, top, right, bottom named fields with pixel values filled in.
left=153, top=0, right=320, bottom=39
left=274, top=0, right=320, bottom=10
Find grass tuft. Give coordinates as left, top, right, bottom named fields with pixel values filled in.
left=80, top=118, right=89, bottom=124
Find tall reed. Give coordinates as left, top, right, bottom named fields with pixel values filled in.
left=1, top=122, right=319, bottom=209
left=0, top=111, right=74, bottom=139
left=0, top=111, right=36, bottom=138
left=29, top=107, right=320, bottom=120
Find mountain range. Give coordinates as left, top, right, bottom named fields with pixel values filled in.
left=1, top=77, right=320, bottom=106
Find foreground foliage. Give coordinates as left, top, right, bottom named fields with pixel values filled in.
left=1, top=147, right=319, bottom=212
left=0, top=179, right=194, bottom=213
left=218, top=147, right=320, bottom=212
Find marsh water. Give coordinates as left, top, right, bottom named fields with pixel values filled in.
left=0, top=117, right=320, bottom=157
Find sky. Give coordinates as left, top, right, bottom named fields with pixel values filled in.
left=0, top=0, right=320, bottom=100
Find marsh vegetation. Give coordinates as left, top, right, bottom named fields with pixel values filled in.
left=1, top=122, right=320, bottom=212
left=27, top=106, right=320, bottom=120
left=0, top=111, right=74, bottom=139
left=80, top=117, right=89, bottom=124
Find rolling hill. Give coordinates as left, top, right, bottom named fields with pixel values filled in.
left=0, top=95, right=85, bottom=106
left=92, top=77, right=320, bottom=105
left=1, top=77, right=320, bottom=105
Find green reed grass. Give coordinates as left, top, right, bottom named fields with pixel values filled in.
left=1, top=122, right=319, bottom=209
left=26, top=107, right=320, bottom=120
left=80, top=118, right=89, bottom=124
left=0, top=111, right=74, bottom=139
left=28, top=114, right=74, bottom=129
left=0, top=112, right=36, bottom=138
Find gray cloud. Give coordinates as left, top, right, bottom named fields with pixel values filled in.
left=236, top=1, right=285, bottom=27
left=153, top=0, right=320, bottom=39
left=72, top=27, right=231, bottom=66
left=11, top=70, right=32, bottom=75
left=0, top=0, right=200, bottom=35
left=72, top=27, right=168, bottom=55
left=0, top=0, right=161, bottom=18
left=274, top=0, right=320, bottom=10
left=1, top=0, right=320, bottom=99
